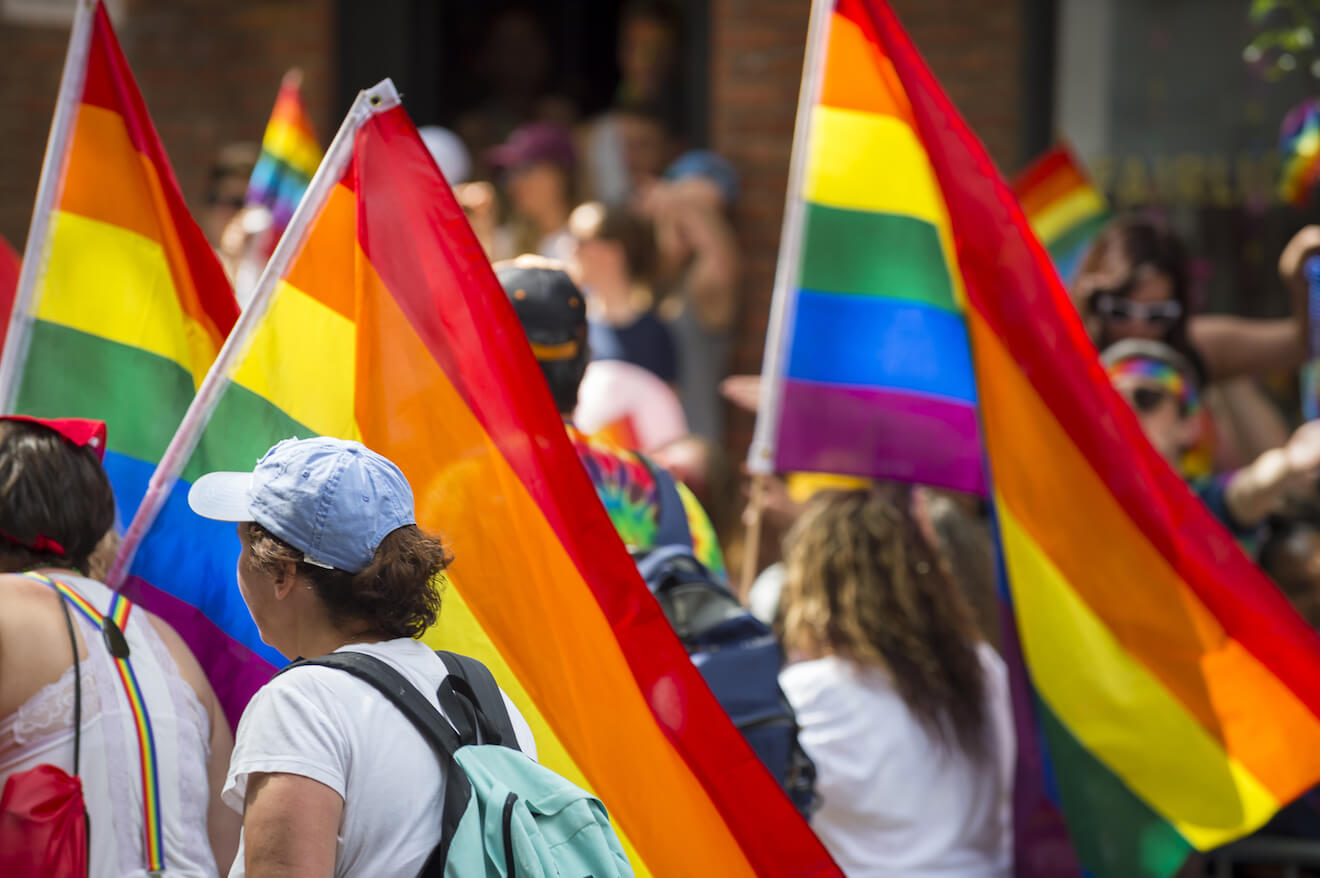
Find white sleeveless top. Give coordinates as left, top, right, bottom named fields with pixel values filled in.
left=0, top=575, right=218, bottom=877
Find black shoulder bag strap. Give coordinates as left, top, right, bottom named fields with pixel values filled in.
left=435, top=651, right=520, bottom=752
left=51, top=585, right=91, bottom=857
left=52, top=589, right=82, bottom=776
left=279, top=652, right=472, bottom=875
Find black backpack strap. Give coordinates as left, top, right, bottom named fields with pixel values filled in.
left=635, top=453, right=693, bottom=548
left=282, top=653, right=464, bottom=756
left=436, top=651, right=520, bottom=751
left=279, top=653, right=471, bottom=875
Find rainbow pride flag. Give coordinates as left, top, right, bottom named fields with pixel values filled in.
left=0, top=2, right=237, bottom=540
left=0, top=236, right=18, bottom=358
left=1012, top=143, right=1110, bottom=283
left=113, top=80, right=840, bottom=878
left=757, top=2, right=1320, bottom=876
left=246, top=68, right=320, bottom=240
left=1280, top=97, right=1320, bottom=207
left=748, top=0, right=981, bottom=494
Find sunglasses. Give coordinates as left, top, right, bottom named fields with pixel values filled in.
left=1130, top=386, right=1173, bottom=413
left=1092, top=292, right=1183, bottom=326
left=1123, top=384, right=1196, bottom=419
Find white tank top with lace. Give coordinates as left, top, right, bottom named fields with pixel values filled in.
left=0, top=575, right=218, bottom=877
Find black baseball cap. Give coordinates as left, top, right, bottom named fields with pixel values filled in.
left=494, top=256, right=586, bottom=363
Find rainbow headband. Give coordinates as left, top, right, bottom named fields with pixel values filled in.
left=1105, top=355, right=1201, bottom=416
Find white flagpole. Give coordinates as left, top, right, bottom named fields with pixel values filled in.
left=745, top=0, right=835, bottom=475
left=0, top=0, right=97, bottom=412
left=105, top=79, right=403, bottom=588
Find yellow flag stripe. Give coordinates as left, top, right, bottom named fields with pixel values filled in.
left=36, top=210, right=214, bottom=386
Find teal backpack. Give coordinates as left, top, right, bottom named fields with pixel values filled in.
left=283, top=651, right=633, bottom=878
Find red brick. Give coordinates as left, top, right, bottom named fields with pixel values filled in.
left=0, top=0, right=332, bottom=247
left=711, top=0, right=1024, bottom=461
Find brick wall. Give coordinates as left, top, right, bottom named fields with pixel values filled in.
left=0, top=0, right=1024, bottom=466
left=0, top=0, right=332, bottom=250
left=710, top=0, right=1026, bottom=458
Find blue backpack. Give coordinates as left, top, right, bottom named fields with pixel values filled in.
left=634, top=459, right=818, bottom=816
left=282, top=651, right=633, bottom=878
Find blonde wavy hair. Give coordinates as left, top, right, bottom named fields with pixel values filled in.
left=779, top=487, right=989, bottom=758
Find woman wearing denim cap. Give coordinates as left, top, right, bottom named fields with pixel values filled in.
left=189, top=436, right=536, bottom=877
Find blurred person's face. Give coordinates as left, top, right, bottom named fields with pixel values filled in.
left=1112, top=374, right=1200, bottom=465
left=1087, top=257, right=1180, bottom=343
left=507, top=161, right=569, bottom=221
left=236, top=523, right=295, bottom=655
left=572, top=235, right=627, bottom=292
left=618, top=113, right=670, bottom=188
left=203, top=178, right=247, bottom=249
left=619, top=15, right=676, bottom=98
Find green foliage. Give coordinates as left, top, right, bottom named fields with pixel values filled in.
left=1246, top=0, right=1320, bottom=81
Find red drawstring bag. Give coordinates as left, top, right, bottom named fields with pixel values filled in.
left=0, top=765, right=88, bottom=877
left=0, top=581, right=89, bottom=877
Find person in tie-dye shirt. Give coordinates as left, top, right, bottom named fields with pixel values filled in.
left=495, top=256, right=726, bottom=576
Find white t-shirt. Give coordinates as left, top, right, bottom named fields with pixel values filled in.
left=223, top=638, right=537, bottom=878
left=780, top=645, right=1014, bottom=878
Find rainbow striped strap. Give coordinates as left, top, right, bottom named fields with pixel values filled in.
left=23, top=572, right=166, bottom=874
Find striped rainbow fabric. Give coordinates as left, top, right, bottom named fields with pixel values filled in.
left=759, top=0, right=982, bottom=494
left=0, top=236, right=18, bottom=358
left=828, top=2, right=1320, bottom=876
left=1011, top=143, right=1110, bottom=283
left=1, top=1, right=237, bottom=559
left=246, top=68, right=320, bottom=240
left=116, top=81, right=840, bottom=878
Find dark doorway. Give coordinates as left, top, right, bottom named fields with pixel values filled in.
left=334, top=1, right=708, bottom=154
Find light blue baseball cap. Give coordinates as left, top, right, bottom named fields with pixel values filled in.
left=187, top=437, right=416, bottom=573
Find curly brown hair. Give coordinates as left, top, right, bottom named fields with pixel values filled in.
left=244, top=522, right=451, bottom=640
left=779, top=487, right=989, bottom=759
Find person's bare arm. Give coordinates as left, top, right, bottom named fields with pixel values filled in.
left=148, top=615, right=241, bottom=872
left=206, top=701, right=240, bottom=873
left=1224, top=420, right=1320, bottom=526
left=1189, top=315, right=1305, bottom=382
left=1203, top=380, right=1290, bottom=468
left=676, top=200, right=740, bottom=332
left=241, top=773, right=342, bottom=878
left=1187, top=225, right=1320, bottom=381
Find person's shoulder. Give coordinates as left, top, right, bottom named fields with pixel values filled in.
left=341, top=638, right=444, bottom=681
left=782, top=657, right=907, bottom=728
left=673, top=478, right=709, bottom=518
left=248, top=659, right=358, bottom=716
left=0, top=573, right=67, bottom=642
left=788, top=656, right=906, bottom=699
left=141, top=607, right=225, bottom=722
left=0, top=572, right=60, bottom=604
left=780, top=656, right=855, bottom=700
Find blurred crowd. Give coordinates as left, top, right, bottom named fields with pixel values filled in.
left=10, top=3, right=1320, bottom=877
left=207, top=0, right=741, bottom=451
